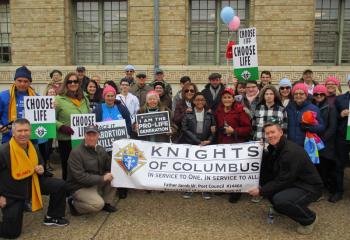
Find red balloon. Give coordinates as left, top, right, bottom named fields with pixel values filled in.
left=226, top=41, right=235, bottom=59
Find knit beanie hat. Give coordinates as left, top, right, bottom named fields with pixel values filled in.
left=279, top=78, right=292, bottom=88
left=102, top=85, right=116, bottom=98
left=14, top=66, right=32, bottom=82
left=325, top=76, right=340, bottom=86
left=292, top=83, right=308, bottom=96
left=313, top=84, right=327, bottom=95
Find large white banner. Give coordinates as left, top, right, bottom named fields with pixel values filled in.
left=111, top=140, right=263, bottom=192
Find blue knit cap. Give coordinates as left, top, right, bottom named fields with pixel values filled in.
left=279, top=78, right=292, bottom=87
left=14, top=66, right=32, bottom=82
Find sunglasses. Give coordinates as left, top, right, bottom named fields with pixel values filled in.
left=67, top=80, right=79, bottom=84
left=126, top=70, right=134, bottom=73
left=280, top=86, right=291, bottom=90
left=313, top=93, right=326, bottom=97
left=184, top=89, right=195, bottom=93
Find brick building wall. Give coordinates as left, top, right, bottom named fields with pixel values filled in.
left=1, top=0, right=349, bottom=92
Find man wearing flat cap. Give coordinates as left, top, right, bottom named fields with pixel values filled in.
left=123, top=65, right=136, bottom=86
left=66, top=125, right=117, bottom=216
left=149, top=68, right=172, bottom=98
left=0, top=66, right=38, bottom=143
left=76, top=66, right=90, bottom=91
left=130, top=73, right=152, bottom=107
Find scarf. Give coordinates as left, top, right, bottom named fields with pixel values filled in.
left=8, top=84, right=36, bottom=122
left=9, top=138, right=43, bottom=212
left=209, top=85, right=222, bottom=100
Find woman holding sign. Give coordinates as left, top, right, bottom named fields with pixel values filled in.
left=135, top=90, right=175, bottom=143
left=55, top=72, right=91, bottom=180
left=215, top=87, right=252, bottom=203
left=93, top=85, right=132, bottom=136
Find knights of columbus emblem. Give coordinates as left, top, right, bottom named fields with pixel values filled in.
left=114, top=143, right=146, bottom=175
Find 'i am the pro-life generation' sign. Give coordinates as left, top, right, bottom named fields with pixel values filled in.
left=97, top=120, right=128, bottom=152
left=71, top=114, right=96, bottom=148
left=136, top=111, right=170, bottom=136
left=24, top=96, right=56, bottom=139
left=233, top=27, right=259, bottom=82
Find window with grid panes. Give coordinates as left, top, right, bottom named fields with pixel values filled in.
left=0, top=0, right=10, bottom=64
left=314, top=0, right=350, bottom=64
left=189, top=0, right=249, bottom=65
left=74, top=0, right=128, bottom=65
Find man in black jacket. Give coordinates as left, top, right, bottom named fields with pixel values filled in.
left=0, top=118, right=68, bottom=239
left=66, top=125, right=117, bottom=215
left=201, top=73, right=225, bottom=112
left=248, top=122, right=323, bottom=235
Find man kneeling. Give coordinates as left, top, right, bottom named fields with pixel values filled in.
left=248, top=122, right=323, bottom=235
left=0, top=119, right=69, bottom=239
left=66, top=125, right=117, bottom=215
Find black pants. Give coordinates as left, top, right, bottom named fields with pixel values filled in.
left=58, top=140, right=72, bottom=180
left=334, top=138, right=350, bottom=193
left=316, top=156, right=336, bottom=193
left=38, top=139, right=53, bottom=168
left=269, top=188, right=320, bottom=226
left=0, top=177, right=67, bottom=239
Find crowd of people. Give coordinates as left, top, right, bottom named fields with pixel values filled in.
left=0, top=65, right=349, bottom=237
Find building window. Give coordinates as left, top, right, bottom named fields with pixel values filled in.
left=74, top=0, right=128, bottom=65
left=189, top=0, right=249, bottom=65
left=0, top=0, right=10, bottom=64
left=314, top=0, right=350, bottom=64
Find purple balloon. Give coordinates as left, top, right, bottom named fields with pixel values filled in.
left=228, top=16, right=241, bottom=31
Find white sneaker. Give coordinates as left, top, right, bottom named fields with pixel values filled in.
left=297, top=215, right=318, bottom=235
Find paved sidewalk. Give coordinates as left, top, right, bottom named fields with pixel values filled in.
left=12, top=168, right=350, bottom=240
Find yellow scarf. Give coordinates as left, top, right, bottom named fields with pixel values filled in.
left=68, top=97, right=82, bottom=107
left=9, top=138, right=43, bottom=212
left=8, top=84, right=36, bottom=122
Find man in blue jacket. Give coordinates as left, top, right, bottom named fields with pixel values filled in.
left=331, top=75, right=350, bottom=203
left=0, top=66, right=37, bottom=143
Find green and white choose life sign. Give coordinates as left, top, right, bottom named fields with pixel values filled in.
left=71, top=114, right=96, bottom=148
left=233, top=27, right=259, bottom=82
left=24, top=96, right=56, bottom=139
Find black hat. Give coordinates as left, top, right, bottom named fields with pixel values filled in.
left=49, top=69, right=62, bottom=79
left=136, top=73, right=147, bottom=78
left=303, top=69, right=313, bottom=75
left=208, top=73, right=222, bottom=80
left=85, top=125, right=99, bottom=134
left=153, top=81, right=165, bottom=89
left=76, top=66, right=86, bottom=72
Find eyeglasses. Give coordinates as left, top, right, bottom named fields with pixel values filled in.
left=126, top=70, right=134, bottom=73
left=184, top=89, right=195, bottom=93
left=280, top=86, right=291, bottom=90
left=67, top=80, right=79, bottom=85
left=121, top=83, right=130, bottom=86
left=313, top=93, right=326, bottom=97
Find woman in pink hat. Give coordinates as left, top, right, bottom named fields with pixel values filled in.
left=285, top=83, right=325, bottom=147
left=311, top=84, right=337, bottom=198
left=325, top=76, right=341, bottom=106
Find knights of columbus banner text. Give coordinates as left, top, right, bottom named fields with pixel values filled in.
left=111, top=139, right=263, bottom=192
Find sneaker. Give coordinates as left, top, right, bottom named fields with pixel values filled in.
left=182, top=192, right=193, bottom=199
left=296, top=215, right=318, bottom=235
left=251, top=196, right=263, bottom=203
left=102, top=203, right=117, bottom=213
left=67, top=197, right=82, bottom=216
left=202, top=192, right=212, bottom=200
left=43, top=216, right=69, bottom=227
